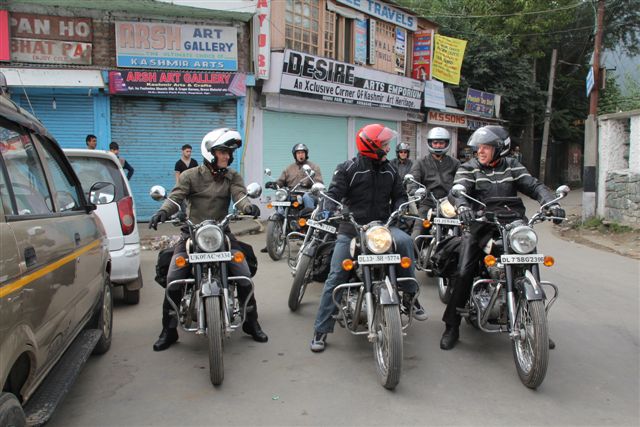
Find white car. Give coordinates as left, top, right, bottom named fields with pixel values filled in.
left=65, top=149, right=143, bottom=304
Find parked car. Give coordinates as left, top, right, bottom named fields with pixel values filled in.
left=64, top=149, right=143, bottom=304
left=0, top=78, right=113, bottom=426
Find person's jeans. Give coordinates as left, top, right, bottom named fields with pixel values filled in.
left=313, top=227, right=416, bottom=334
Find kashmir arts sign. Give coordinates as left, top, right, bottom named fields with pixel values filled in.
left=115, top=22, right=237, bottom=71
left=280, top=49, right=424, bottom=111
left=108, top=70, right=246, bottom=97
left=9, top=13, right=92, bottom=65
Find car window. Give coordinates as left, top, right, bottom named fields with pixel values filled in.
left=0, top=158, right=10, bottom=216
left=0, top=124, right=53, bottom=216
left=68, top=156, right=128, bottom=200
left=36, top=136, right=82, bottom=212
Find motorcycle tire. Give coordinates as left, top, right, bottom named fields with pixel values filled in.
left=205, top=296, right=224, bottom=386
left=512, top=298, right=549, bottom=389
left=288, top=254, right=312, bottom=312
left=437, top=276, right=451, bottom=304
left=372, top=305, right=403, bottom=390
left=424, top=238, right=436, bottom=277
left=266, top=220, right=286, bottom=261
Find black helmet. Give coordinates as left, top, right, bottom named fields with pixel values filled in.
left=396, top=142, right=410, bottom=155
left=467, top=125, right=511, bottom=163
left=292, top=143, right=309, bottom=160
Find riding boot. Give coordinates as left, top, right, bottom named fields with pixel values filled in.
left=153, top=292, right=179, bottom=351
left=242, top=304, right=268, bottom=343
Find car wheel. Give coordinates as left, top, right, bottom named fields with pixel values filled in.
left=123, top=268, right=142, bottom=305
left=91, top=276, right=113, bottom=355
left=0, top=392, right=26, bottom=427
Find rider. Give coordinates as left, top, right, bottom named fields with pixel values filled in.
left=408, top=127, right=460, bottom=240
left=389, top=142, right=413, bottom=179
left=149, top=128, right=268, bottom=351
left=439, top=125, right=565, bottom=350
left=276, top=143, right=324, bottom=208
left=310, top=124, right=426, bottom=353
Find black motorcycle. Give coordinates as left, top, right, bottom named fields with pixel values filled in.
left=287, top=182, right=338, bottom=312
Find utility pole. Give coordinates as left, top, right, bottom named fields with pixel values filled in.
left=583, top=0, right=605, bottom=219
left=539, top=48, right=557, bottom=183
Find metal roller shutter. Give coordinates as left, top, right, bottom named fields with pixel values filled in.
left=111, top=96, right=237, bottom=220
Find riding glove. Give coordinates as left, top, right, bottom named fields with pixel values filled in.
left=244, top=204, right=261, bottom=218
left=548, top=204, right=566, bottom=225
left=265, top=181, right=277, bottom=190
left=458, top=206, right=475, bottom=225
left=149, top=210, right=167, bottom=230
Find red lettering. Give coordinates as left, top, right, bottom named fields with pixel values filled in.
left=258, top=14, right=267, bottom=26
left=257, top=0, right=268, bottom=7
left=258, top=34, right=266, bottom=47
left=258, top=54, right=266, bottom=67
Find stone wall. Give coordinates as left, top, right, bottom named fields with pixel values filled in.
left=605, top=171, right=640, bottom=226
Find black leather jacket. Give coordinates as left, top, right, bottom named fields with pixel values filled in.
left=389, top=158, right=413, bottom=181
left=449, top=157, right=555, bottom=213
left=324, top=155, right=407, bottom=235
left=409, top=154, right=460, bottom=210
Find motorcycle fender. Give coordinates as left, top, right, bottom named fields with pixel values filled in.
left=379, top=276, right=399, bottom=305
left=302, top=242, right=318, bottom=257
left=201, top=277, right=222, bottom=297
left=515, top=269, right=546, bottom=301
left=268, top=212, right=284, bottom=221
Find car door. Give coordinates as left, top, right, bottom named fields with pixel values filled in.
left=0, top=121, right=77, bottom=374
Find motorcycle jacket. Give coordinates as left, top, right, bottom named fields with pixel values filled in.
left=323, top=155, right=407, bottom=235
left=390, top=157, right=413, bottom=181
left=276, top=160, right=324, bottom=189
left=449, top=157, right=556, bottom=213
left=159, top=164, right=252, bottom=223
left=409, top=154, right=460, bottom=210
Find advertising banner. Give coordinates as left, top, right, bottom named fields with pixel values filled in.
left=253, top=0, right=270, bottom=79
left=0, top=11, right=9, bottom=61
left=108, top=70, right=246, bottom=97
left=394, top=28, right=406, bottom=74
left=280, top=49, right=424, bottom=111
left=432, top=34, right=467, bottom=85
left=354, top=18, right=367, bottom=64
left=424, top=79, right=445, bottom=110
left=115, top=21, right=237, bottom=71
left=334, top=0, right=417, bottom=31
left=464, top=88, right=496, bottom=118
left=411, top=30, right=432, bottom=81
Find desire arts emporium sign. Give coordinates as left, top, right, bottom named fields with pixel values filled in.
left=108, top=70, right=246, bottom=97
left=280, top=50, right=424, bottom=111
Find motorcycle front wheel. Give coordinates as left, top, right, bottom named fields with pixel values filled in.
left=288, top=254, right=312, bottom=311
left=372, top=305, right=403, bottom=390
left=437, top=276, right=451, bottom=304
left=512, top=298, right=549, bottom=389
left=266, top=220, right=286, bottom=260
left=205, top=296, right=224, bottom=386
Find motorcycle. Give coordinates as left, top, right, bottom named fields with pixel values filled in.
left=313, top=184, right=426, bottom=390
left=451, top=183, right=568, bottom=389
left=287, top=182, right=338, bottom=312
left=405, top=174, right=461, bottom=304
left=149, top=182, right=262, bottom=386
left=263, top=165, right=316, bottom=261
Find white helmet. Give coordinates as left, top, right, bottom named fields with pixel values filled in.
left=426, top=127, right=451, bottom=155
left=201, top=128, right=242, bottom=164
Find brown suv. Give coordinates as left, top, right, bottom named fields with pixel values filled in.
left=0, top=80, right=113, bottom=426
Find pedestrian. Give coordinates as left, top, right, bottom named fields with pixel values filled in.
left=510, top=145, right=523, bottom=163
left=174, top=144, right=198, bottom=184
left=85, top=134, right=97, bottom=149
left=109, top=141, right=134, bottom=180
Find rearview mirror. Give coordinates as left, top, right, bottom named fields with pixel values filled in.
left=311, top=182, right=326, bottom=196
left=246, top=182, right=262, bottom=198
left=89, top=182, right=116, bottom=205
left=403, top=174, right=415, bottom=184
left=555, top=185, right=570, bottom=197
left=149, top=185, right=167, bottom=201
left=264, top=168, right=272, bottom=177
left=451, top=184, right=467, bottom=198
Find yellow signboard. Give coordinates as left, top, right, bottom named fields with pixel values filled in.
left=432, top=34, right=467, bottom=85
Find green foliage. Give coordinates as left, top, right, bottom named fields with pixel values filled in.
left=599, top=66, right=640, bottom=113
left=576, top=216, right=634, bottom=233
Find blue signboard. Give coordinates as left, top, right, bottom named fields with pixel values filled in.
left=586, top=66, right=594, bottom=97
left=354, top=19, right=368, bottom=64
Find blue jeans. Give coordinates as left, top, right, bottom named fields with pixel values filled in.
left=276, top=193, right=316, bottom=216
left=313, top=227, right=417, bottom=334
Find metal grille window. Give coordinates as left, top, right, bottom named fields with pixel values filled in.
left=286, top=0, right=321, bottom=55
left=324, top=10, right=336, bottom=58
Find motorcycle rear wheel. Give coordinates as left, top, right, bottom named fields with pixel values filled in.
left=512, top=298, right=549, bottom=389
left=205, top=297, right=224, bottom=386
left=266, top=220, right=286, bottom=261
left=372, top=305, right=403, bottom=390
left=288, top=254, right=312, bottom=312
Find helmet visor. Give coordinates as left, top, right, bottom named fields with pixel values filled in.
left=467, top=127, right=500, bottom=149
left=377, top=127, right=398, bottom=145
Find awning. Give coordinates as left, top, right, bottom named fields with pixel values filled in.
left=0, top=68, right=105, bottom=88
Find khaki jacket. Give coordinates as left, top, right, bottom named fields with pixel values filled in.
left=160, top=164, right=251, bottom=223
left=276, top=161, right=323, bottom=189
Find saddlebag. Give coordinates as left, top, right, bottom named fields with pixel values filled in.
left=431, top=235, right=461, bottom=277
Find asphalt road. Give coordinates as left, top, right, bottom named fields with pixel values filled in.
left=49, top=214, right=639, bottom=426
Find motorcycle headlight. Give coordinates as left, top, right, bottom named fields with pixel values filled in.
left=195, top=224, right=224, bottom=252
left=365, top=226, right=393, bottom=254
left=439, top=199, right=457, bottom=218
left=508, top=225, right=538, bottom=254
left=275, top=189, right=288, bottom=202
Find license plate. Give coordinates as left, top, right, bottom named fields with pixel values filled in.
left=358, top=254, right=401, bottom=265
left=500, top=254, right=545, bottom=264
left=307, top=219, right=337, bottom=234
left=188, top=252, right=232, bottom=263
left=271, top=201, right=291, bottom=206
left=433, top=218, right=461, bottom=226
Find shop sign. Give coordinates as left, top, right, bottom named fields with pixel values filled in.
left=334, top=0, right=417, bottom=31
left=253, top=0, right=270, bottom=79
left=115, top=22, right=237, bottom=71
left=108, top=70, right=246, bottom=97
left=467, top=117, right=494, bottom=130
left=354, top=18, right=367, bottom=64
left=432, top=34, right=467, bottom=85
left=424, top=79, right=445, bottom=110
left=464, top=88, right=495, bottom=118
left=411, top=30, right=432, bottom=81
left=427, top=110, right=467, bottom=128
left=9, top=13, right=92, bottom=65
left=0, top=11, right=9, bottom=61
left=394, top=28, right=406, bottom=74
left=280, top=49, right=424, bottom=111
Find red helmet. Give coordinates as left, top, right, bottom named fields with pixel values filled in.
left=356, top=124, right=397, bottom=160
